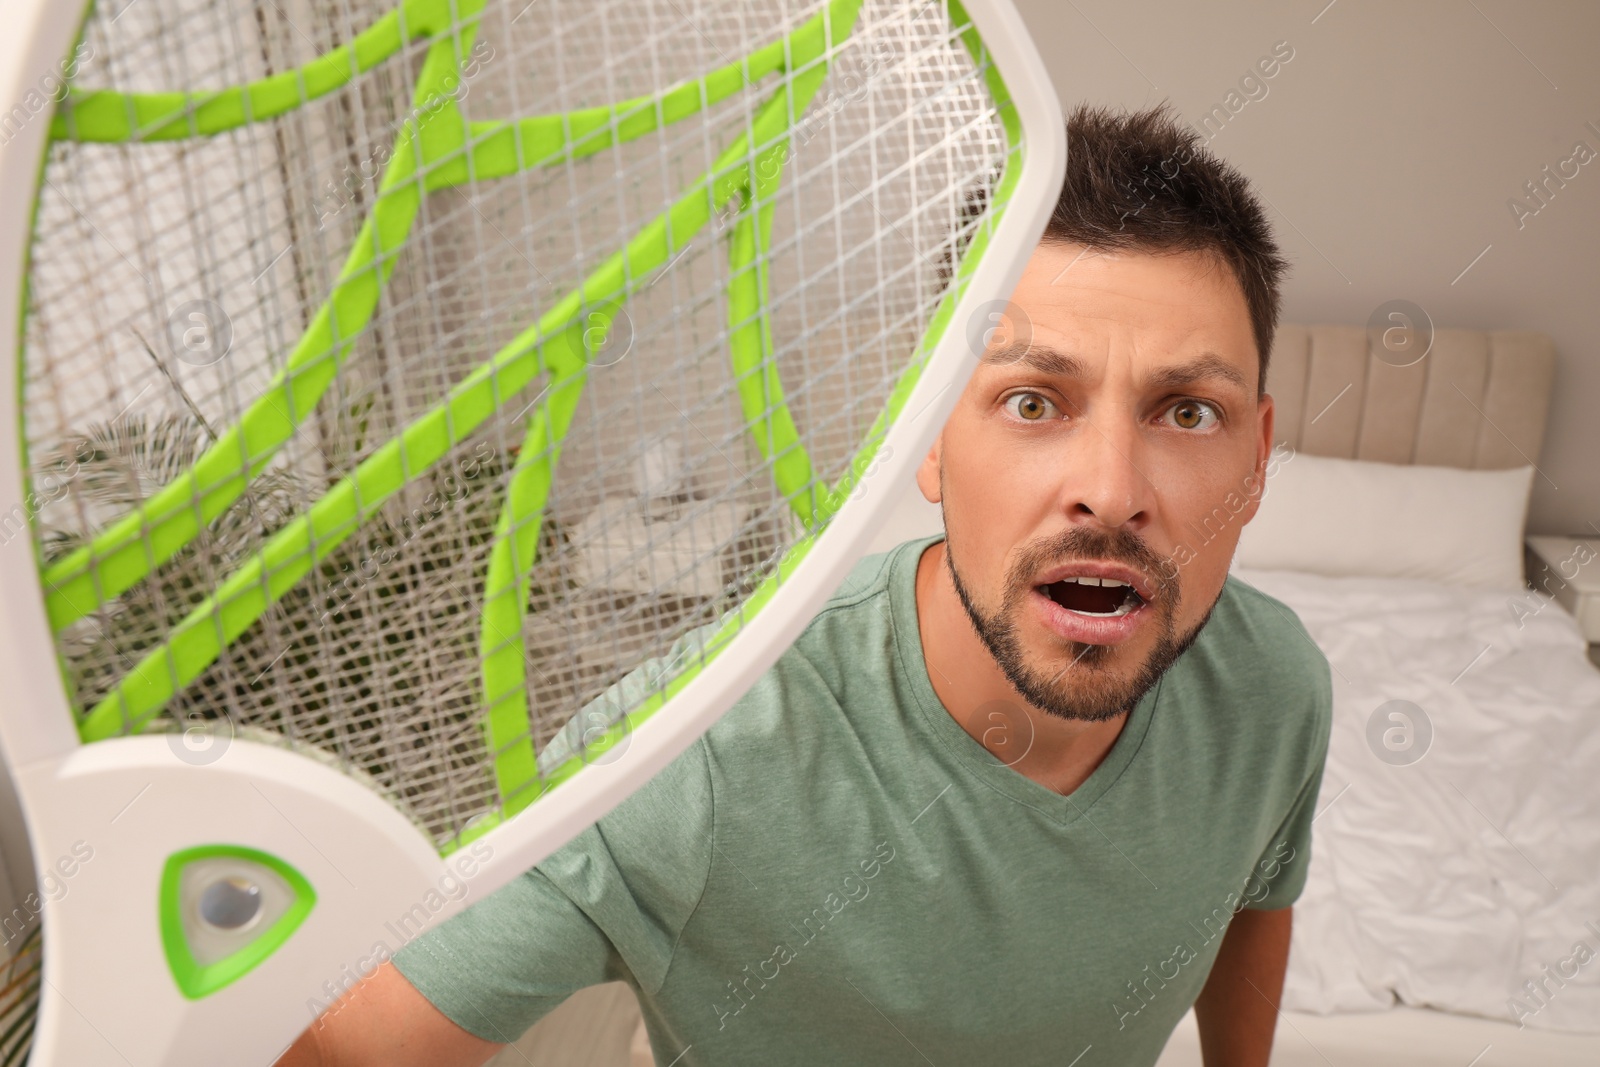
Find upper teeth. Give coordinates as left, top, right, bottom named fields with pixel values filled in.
left=1057, top=576, right=1130, bottom=588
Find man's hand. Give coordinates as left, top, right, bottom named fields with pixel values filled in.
left=1192, top=905, right=1292, bottom=1067
left=274, top=961, right=505, bottom=1067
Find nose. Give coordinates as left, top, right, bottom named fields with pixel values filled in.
left=1059, top=407, right=1155, bottom=532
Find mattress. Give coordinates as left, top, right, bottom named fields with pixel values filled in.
left=1228, top=565, right=1600, bottom=1036
left=1155, top=1002, right=1600, bottom=1066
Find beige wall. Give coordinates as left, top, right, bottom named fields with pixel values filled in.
left=1009, top=0, right=1600, bottom=537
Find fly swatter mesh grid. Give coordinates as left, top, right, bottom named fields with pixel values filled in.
left=21, top=0, right=1009, bottom=847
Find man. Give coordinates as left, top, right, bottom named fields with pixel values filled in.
left=281, top=102, right=1331, bottom=1067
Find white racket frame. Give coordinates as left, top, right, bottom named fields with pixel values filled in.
left=0, top=1, right=1065, bottom=1062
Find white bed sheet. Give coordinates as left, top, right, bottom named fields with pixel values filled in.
left=1155, top=1003, right=1600, bottom=1066
left=1231, top=566, right=1600, bottom=1033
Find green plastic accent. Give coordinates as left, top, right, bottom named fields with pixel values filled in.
left=158, top=844, right=316, bottom=1000
left=51, top=0, right=465, bottom=142
left=16, top=5, right=99, bottom=717
left=32, top=0, right=1028, bottom=844
left=41, top=4, right=489, bottom=634
left=74, top=61, right=837, bottom=740
left=431, top=29, right=809, bottom=189
left=725, top=96, right=823, bottom=527
left=63, top=0, right=854, bottom=749
left=40, top=0, right=842, bottom=637
left=476, top=346, right=586, bottom=803
left=451, top=523, right=823, bottom=842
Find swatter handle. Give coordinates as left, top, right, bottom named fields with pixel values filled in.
left=19, top=738, right=453, bottom=1066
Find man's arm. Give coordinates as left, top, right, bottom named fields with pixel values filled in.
left=1192, top=905, right=1292, bottom=1067
left=274, top=961, right=504, bottom=1067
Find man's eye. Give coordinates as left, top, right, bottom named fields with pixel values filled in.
left=1165, top=399, right=1218, bottom=430
left=1004, top=392, right=1059, bottom=421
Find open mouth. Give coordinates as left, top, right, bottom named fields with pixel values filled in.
left=1037, top=576, right=1146, bottom=618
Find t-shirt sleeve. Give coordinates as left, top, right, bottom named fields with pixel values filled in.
left=1242, top=753, right=1324, bottom=910
left=393, top=729, right=716, bottom=1042
left=391, top=865, right=627, bottom=1042
left=1244, top=667, right=1332, bottom=911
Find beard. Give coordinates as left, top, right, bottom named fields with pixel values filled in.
left=944, top=521, right=1216, bottom=724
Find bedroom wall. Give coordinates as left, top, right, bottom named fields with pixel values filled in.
left=1006, top=0, right=1600, bottom=538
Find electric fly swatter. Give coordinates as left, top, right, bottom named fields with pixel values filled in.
left=0, top=0, right=1063, bottom=1062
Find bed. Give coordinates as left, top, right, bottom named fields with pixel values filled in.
left=492, top=323, right=1600, bottom=1065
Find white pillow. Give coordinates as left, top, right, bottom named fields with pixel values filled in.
left=1232, top=452, right=1534, bottom=589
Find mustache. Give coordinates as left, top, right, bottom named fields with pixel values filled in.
left=1006, top=527, right=1177, bottom=603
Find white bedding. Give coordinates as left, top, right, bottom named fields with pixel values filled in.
left=1232, top=566, right=1600, bottom=1033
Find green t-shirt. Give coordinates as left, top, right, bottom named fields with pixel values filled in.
left=394, top=534, right=1332, bottom=1065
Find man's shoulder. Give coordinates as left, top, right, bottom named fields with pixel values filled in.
left=778, top=535, right=928, bottom=677
left=818, top=535, right=920, bottom=613
left=1180, top=573, right=1333, bottom=743
left=1207, top=573, right=1331, bottom=683
left=697, top=537, right=924, bottom=751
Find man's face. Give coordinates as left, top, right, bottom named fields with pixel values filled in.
left=917, top=242, right=1274, bottom=722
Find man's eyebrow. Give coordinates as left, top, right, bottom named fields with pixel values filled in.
left=1145, top=353, right=1252, bottom=393
left=985, top=344, right=1252, bottom=394
left=982, top=343, right=1090, bottom=377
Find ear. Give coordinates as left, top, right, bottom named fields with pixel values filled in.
left=915, top=435, right=942, bottom=505
left=1237, top=392, right=1276, bottom=526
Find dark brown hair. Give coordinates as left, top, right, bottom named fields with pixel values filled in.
left=1046, top=103, right=1289, bottom=390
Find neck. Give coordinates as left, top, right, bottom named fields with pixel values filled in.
left=914, top=539, right=1130, bottom=797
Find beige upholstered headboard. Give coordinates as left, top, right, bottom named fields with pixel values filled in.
left=1265, top=325, right=1556, bottom=470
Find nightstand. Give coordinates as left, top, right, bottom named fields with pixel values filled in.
left=1524, top=536, right=1600, bottom=667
